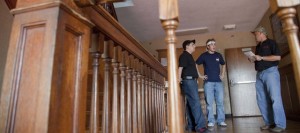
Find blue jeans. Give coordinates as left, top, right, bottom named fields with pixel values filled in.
left=256, top=66, right=286, bottom=129
left=181, top=79, right=206, bottom=130
left=204, top=82, right=225, bottom=124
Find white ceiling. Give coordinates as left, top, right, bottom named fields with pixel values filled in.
left=115, top=0, right=269, bottom=42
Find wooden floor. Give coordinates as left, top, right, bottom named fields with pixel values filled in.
left=186, top=117, right=300, bottom=133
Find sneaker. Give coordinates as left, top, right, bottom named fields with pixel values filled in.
left=218, top=122, right=227, bottom=127
left=260, top=124, right=275, bottom=130
left=207, top=122, right=214, bottom=127
left=270, top=127, right=285, bottom=133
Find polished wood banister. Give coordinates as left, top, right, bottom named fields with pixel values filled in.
left=85, top=6, right=167, bottom=77
left=1, top=1, right=169, bottom=133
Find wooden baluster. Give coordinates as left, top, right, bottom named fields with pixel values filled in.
left=141, top=63, right=146, bottom=133
left=154, top=79, right=159, bottom=132
left=161, top=77, right=165, bottom=132
left=132, top=59, right=138, bottom=133
left=102, top=41, right=111, bottom=133
left=112, top=45, right=120, bottom=133
left=126, top=55, right=133, bottom=133
left=276, top=7, right=300, bottom=104
left=144, top=67, right=149, bottom=133
left=159, top=0, right=184, bottom=132
left=151, top=77, right=156, bottom=133
left=90, top=52, right=100, bottom=133
left=136, top=61, right=142, bottom=133
left=158, top=83, right=161, bottom=133
left=119, top=50, right=127, bottom=133
left=154, top=80, right=158, bottom=133
left=152, top=74, right=157, bottom=133
left=149, top=71, right=154, bottom=133
left=102, top=39, right=111, bottom=133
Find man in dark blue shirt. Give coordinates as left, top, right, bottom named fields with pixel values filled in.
left=196, top=38, right=227, bottom=128
left=250, top=26, right=286, bottom=133
left=178, top=40, right=207, bottom=133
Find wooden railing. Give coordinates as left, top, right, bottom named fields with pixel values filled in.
left=0, top=0, right=167, bottom=133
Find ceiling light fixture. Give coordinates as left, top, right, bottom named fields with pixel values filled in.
left=176, top=27, right=208, bottom=36
left=223, top=24, right=236, bottom=30
left=114, top=0, right=134, bottom=8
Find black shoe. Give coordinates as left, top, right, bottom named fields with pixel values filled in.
left=186, top=128, right=196, bottom=133
left=260, top=124, right=276, bottom=130
left=197, top=127, right=207, bottom=133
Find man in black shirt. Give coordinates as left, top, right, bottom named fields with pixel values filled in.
left=250, top=26, right=286, bottom=133
left=178, top=40, right=207, bottom=133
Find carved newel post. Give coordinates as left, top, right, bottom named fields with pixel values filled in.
left=269, top=0, right=300, bottom=103
left=159, top=0, right=184, bottom=133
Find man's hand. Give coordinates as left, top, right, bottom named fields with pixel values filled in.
left=200, top=75, right=208, bottom=80
left=220, top=75, right=225, bottom=80
left=255, top=55, right=263, bottom=61
left=248, top=56, right=256, bottom=62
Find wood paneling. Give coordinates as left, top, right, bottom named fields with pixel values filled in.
left=14, top=23, right=47, bottom=133
left=279, top=63, right=300, bottom=121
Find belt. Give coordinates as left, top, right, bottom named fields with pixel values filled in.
left=182, top=76, right=197, bottom=80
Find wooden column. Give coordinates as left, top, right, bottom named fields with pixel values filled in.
left=0, top=1, right=92, bottom=133
left=126, top=55, right=133, bottom=133
left=159, top=0, right=184, bottom=132
left=141, top=63, right=146, bottom=133
left=136, top=61, right=142, bottom=133
left=101, top=39, right=112, bottom=133
left=90, top=52, right=101, bottom=133
left=144, top=67, right=150, bottom=133
left=269, top=0, right=300, bottom=105
left=119, top=50, right=127, bottom=133
left=111, top=45, right=120, bottom=133
left=159, top=83, right=163, bottom=132
left=132, top=59, right=138, bottom=133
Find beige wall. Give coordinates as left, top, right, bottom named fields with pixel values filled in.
left=142, top=31, right=258, bottom=115
left=0, top=1, right=13, bottom=96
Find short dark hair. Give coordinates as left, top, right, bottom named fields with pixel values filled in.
left=182, top=40, right=195, bottom=50
left=206, top=38, right=216, bottom=45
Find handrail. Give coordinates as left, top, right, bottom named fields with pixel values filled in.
left=85, top=5, right=167, bottom=77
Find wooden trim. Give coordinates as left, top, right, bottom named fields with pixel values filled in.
left=5, top=0, right=17, bottom=10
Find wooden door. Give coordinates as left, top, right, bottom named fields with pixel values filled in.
left=225, top=47, right=261, bottom=116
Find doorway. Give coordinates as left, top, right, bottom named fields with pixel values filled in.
left=225, top=47, right=261, bottom=117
